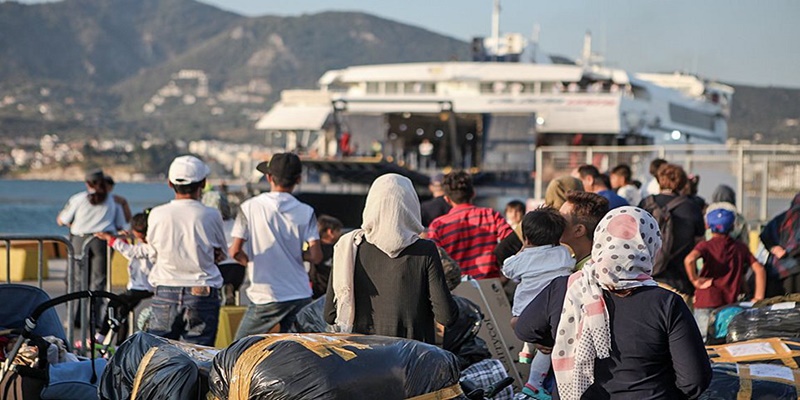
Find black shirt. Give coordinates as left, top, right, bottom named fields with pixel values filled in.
left=494, top=232, right=523, bottom=267
left=515, top=277, right=711, bottom=400
left=309, top=243, right=335, bottom=299
left=421, top=196, right=451, bottom=227
left=324, top=239, right=458, bottom=344
left=639, top=194, right=705, bottom=294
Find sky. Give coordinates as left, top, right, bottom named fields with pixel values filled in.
left=17, top=0, right=800, bottom=88
left=198, top=0, right=800, bottom=89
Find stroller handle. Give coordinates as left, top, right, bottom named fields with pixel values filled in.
left=2, top=291, right=130, bottom=382
left=26, top=290, right=130, bottom=334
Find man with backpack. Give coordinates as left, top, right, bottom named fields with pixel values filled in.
left=639, top=163, right=705, bottom=304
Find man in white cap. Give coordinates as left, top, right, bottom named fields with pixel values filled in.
left=145, top=155, right=227, bottom=346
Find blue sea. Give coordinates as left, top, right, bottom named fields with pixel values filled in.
left=0, top=179, right=794, bottom=236
left=0, top=179, right=174, bottom=235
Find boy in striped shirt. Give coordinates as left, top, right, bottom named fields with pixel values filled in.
left=426, top=171, right=513, bottom=279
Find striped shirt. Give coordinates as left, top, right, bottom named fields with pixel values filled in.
left=427, top=204, right=513, bottom=279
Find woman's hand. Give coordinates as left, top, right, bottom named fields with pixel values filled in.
left=534, top=344, right=552, bottom=354
left=771, top=246, right=787, bottom=259
left=94, top=232, right=114, bottom=242
left=214, top=247, right=227, bottom=264
left=692, top=277, right=713, bottom=290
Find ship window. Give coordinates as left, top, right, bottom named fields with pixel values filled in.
left=366, top=82, right=379, bottom=94
left=492, top=82, right=508, bottom=94
left=631, top=85, right=651, bottom=101
left=480, top=83, right=493, bottom=93
left=523, top=83, right=536, bottom=93
left=386, top=82, right=399, bottom=94
left=411, top=82, right=436, bottom=94
left=541, top=82, right=563, bottom=93
left=669, top=103, right=715, bottom=131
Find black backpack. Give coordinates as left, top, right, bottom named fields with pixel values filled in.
left=642, top=195, right=688, bottom=276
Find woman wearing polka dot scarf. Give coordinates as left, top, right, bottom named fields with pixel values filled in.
left=515, top=206, right=711, bottom=399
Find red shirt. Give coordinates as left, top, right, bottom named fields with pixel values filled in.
left=427, top=204, right=513, bottom=279
left=693, top=235, right=757, bottom=309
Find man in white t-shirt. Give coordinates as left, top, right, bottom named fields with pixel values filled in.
left=230, top=153, right=322, bottom=339
left=146, top=155, right=227, bottom=346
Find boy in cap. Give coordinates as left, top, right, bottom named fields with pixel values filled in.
left=229, top=153, right=322, bottom=338
left=145, top=155, right=227, bottom=346
left=685, top=208, right=767, bottom=340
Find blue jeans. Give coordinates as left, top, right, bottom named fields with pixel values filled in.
left=694, top=308, right=713, bottom=342
left=235, top=297, right=311, bottom=340
left=148, top=286, right=221, bottom=346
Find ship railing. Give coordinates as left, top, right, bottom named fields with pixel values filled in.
left=533, top=143, right=800, bottom=225
left=0, top=234, right=118, bottom=352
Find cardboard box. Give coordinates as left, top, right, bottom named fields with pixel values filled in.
left=215, top=306, right=247, bottom=348
left=454, top=278, right=530, bottom=390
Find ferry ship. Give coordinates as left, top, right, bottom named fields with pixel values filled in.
left=253, top=2, right=734, bottom=208
left=255, top=8, right=733, bottom=175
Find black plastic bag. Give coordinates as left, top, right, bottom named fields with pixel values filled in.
left=727, top=302, right=800, bottom=343
left=291, top=296, right=329, bottom=333
left=209, top=333, right=461, bottom=400
left=706, top=305, right=747, bottom=345
left=444, top=296, right=491, bottom=370
left=99, top=332, right=217, bottom=400
left=290, top=295, right=491, bottom=370
left=700, top=363, right=799, bottom=399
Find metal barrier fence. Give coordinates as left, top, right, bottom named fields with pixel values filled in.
left=1, top=234, right=117, bottom=352
left=533, top=144, right=800, bottom=224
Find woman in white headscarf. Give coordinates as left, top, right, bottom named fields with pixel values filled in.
left=514, top=206, right=710, bottom=400
left=324, top=173, right=458, bottom=344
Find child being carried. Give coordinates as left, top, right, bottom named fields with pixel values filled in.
left=503, top=207, right=575, bottom=400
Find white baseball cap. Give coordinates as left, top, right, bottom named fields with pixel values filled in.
left=168, top=155, right=210, bottom=185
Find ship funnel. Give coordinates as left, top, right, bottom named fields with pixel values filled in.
left=581, top=30, right=592, bottom=67
left=492, top=0, right=501, bottom=59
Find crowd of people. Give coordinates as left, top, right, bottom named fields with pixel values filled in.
left=57, top=153, right=800, bottom=400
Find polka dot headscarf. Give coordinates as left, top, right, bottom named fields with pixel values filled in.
left=551, top=206, right=661, bottom=400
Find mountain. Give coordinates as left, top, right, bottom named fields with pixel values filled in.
left=0, top=0, right=240, bottom=86
left=111, top=11, right=469, bottom=138
left=728, top=84, right=800, bottom=143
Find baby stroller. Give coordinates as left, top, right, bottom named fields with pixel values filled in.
left=0, top=284, right=128, bottom=400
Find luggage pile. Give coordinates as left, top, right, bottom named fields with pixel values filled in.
left=703, top=296, right=800, bottom=399
left=99, top=332, right=218, bottom=400
left=99, top=332, right=465, bottom=400
left=706, top=296, right=800, bottom=345
left=208, top=333, right=462, bottom=400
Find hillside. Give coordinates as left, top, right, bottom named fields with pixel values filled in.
left=0, top=0, right=240, bottom=86
left=728, top=84, right=800, bottom=143
left=110, top=11, right=469, bottom=138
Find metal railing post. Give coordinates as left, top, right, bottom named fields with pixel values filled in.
left=0, top=235, right=76, bottom=347
left=4, top=239, right=9, bottom=284
left=66, top=241, right=75, bottom=348
left=106, top=243, right=112, bottom=292
left=736, top=145, right=745, bottom=215
left=534, top=147, right=544, bottom=199
left=760, top=158, right=769, bottom=222
left=586, top=147, right=594, bottom=165
left=37, top=240, right=44, bottom=289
